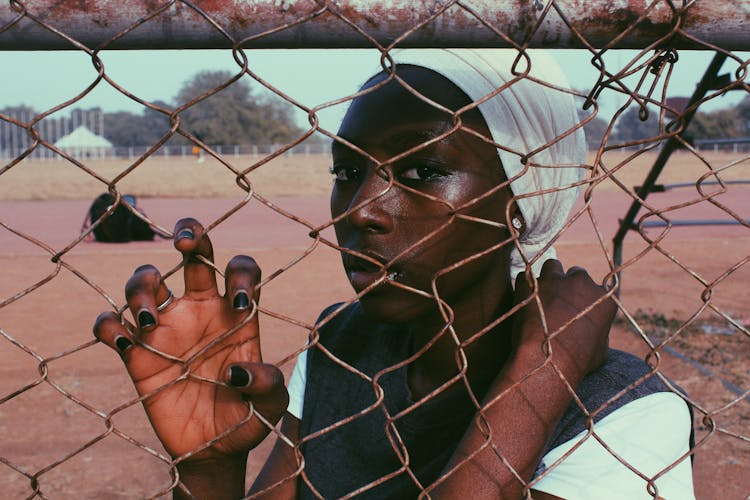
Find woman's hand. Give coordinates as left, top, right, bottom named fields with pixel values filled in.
left=512, top=259, right=616, bottom=379
left=93, top=218, right=288, bottom=463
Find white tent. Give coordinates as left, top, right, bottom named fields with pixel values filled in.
left=54, top=126, right=113, bottom=159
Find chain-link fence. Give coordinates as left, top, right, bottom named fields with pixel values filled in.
left=1, top=1, right=748, bottom=498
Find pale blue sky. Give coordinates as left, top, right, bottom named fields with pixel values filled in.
left=2, top=49, right=746, bottom=132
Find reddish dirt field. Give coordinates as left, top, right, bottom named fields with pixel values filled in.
left=1, top=194, right=748, bottom=499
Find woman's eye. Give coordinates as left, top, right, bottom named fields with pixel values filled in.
left=399, top=165, right=448, bottom=182
left=330, top=165, right=360, bottom=182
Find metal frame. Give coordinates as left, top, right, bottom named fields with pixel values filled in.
left=1, top=0, right=749, bottom=50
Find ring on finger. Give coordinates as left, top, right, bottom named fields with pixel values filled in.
left=157, top=289, right=175, bottom=312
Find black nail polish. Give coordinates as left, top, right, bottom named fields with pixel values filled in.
left=138, top=310, right=156, bottom=328
left=233, top=292, right=249, bottom=310
left=228, top=366, right=250, bottom=387
left=177, top=228, right=194, bottom=240
left=115, top=336, right=133, bottom=352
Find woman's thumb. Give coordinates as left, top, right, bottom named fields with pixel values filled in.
left=226, top=363, right=289, bottom=411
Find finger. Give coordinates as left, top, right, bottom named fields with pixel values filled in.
left=225, top=255, right=262, bottom=312
left=539, top=258, right=564, bottom=278
left=513, top=268, right=534, bottom=304
left=173, top=218, right=218, bottom=298
left=125, top=264, right=172, bottom=332
left=567, top=266, right=612, bottom=303
left=537, top=260, right=565, bottom=303
left=566, top=265, right=595, bottom=282
left=226, top=363, right=288, bottom=410
left=563, top=266, right=616, bottom=322
left=94, top=311, right=135, bottom=358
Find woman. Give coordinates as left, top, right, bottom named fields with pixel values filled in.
left=93, top=49, right=694, bottom=499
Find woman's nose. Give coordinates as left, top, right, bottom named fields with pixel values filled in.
left=346, top=169, right=395, bottom=234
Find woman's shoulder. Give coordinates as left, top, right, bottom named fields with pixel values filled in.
left=600, top=348, right=660, bottom=375
left=547, top=348, right=687, bottom=450
left=534, top=390, right=695, bottom=499
left=314, top=301, right=368, bottom=340
left=575, top=348, right=676, bottom=417
left=590, top=348, right=667, bottom=390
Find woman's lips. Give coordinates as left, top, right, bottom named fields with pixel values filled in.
left=347, top=268, right=402, bottom=293
left=348, top=268, right=384, bottom=292
left=344, top=251, right=400, bottom=292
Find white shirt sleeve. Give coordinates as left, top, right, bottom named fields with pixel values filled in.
left=532, top=392, right=695, bottom=500
left=286, top=349, right=308, bottom=419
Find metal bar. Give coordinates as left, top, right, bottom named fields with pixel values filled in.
left=694, top=138, right=750, bottom=145
left=1, top=0, right=750, bottom=50
left=612, top=52, right=728, bottom=282
left=640, top=219, right=750, bottom=228
left=635, top=180, right=750, bottom=191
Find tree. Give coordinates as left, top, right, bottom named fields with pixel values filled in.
left=737, top=96, right=750, bottom=134
left=103, top=101, right=172, bottom=147
left=689, top=108, right=743, bottom=140
left=173, top=70, right=302, bottom=146
left=683, top=94, right=750, bottom=140
left=610, top=105, right=661, bottom=145
left=577, top=109, right=611, bottom=150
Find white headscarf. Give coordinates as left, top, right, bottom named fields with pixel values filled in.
left=389, top=49, right=586, bottom=280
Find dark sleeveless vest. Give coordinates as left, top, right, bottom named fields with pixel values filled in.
left=298, top=303, right=679, bottom=499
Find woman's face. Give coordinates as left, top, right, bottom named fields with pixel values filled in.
left=330, top=66, right=515, bottom=323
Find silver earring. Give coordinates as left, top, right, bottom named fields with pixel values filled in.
left=512, top=217, right=523, bottom=230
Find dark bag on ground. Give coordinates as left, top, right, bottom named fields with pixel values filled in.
left=85, top=193, right=156, bottom=242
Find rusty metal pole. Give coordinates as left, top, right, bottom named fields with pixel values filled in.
left=1, top=0, right=749, bottom=50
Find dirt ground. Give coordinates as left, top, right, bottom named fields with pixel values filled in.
left=0, top=151, right=748, bottom=498
left=1, top=150, right=748, bottom=201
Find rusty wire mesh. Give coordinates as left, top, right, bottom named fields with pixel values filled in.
left=1, top=0, right=749, bottom=498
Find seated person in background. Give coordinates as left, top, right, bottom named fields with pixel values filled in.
left=94, top=49, right=694, bottom=499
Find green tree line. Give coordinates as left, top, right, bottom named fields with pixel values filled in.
left=581, top=95, right=750, bottom=149
left=3, top=72, right=748, bottom=150
left=102, top=70, right=304, bottom=147
left=2, top=71, right=305, bottom=149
